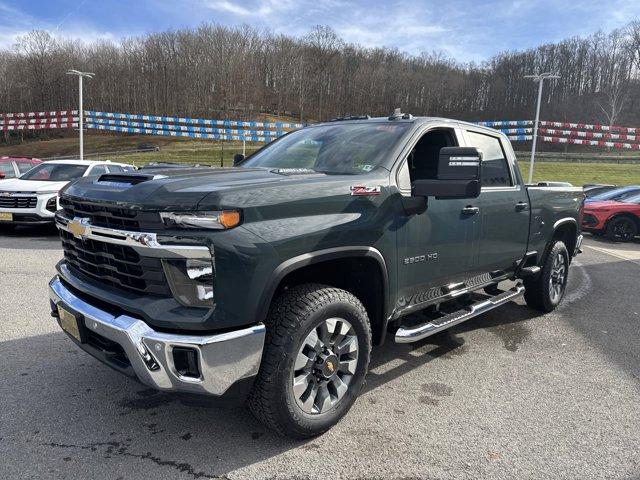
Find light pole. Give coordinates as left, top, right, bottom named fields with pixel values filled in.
left=66, top=69, right=94, bottom=160
left=524, top=72, right=560, bottom=184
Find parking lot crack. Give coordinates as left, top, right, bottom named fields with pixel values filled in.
left=44, top=441, right=224, bottom=479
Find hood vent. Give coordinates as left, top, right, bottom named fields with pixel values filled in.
left=94, top=173, right=161, bottom=187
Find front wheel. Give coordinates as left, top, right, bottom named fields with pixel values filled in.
left=247, top=284, right=371, bottom=438
left=524, top=240, right=569, bottom=313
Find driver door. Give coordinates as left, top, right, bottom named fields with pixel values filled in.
left=394, top=126, right=480, bottom=312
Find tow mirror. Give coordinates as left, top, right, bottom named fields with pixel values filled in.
left=233, top=153, right=245, bottom=166
left=412, top=147, right=482, bottom=199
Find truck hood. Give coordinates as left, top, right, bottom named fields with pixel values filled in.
left=61, top=166, right=362, bottom=211
left=0, top=177, right=70, bottom=193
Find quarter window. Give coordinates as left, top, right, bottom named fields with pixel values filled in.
left=17, top=162, right=35, bottom=174
left=466, top=131, right=512, bottom=187
left=90, top=165, right=108, bottom=176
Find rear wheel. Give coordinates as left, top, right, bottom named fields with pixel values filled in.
left=524, top=240, right=569, bottom=313
left=606, top=216, right=637, bottom=242
left=248, top=284, right=371, bottom=438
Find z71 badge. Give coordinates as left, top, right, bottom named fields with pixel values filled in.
left=350, top=185, right=381, bottom=196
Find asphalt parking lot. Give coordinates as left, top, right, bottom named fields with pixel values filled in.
left=0, top=226, right=639, bottom=479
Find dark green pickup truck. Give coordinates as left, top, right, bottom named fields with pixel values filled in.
left=49, top=111, right=583, bottom=438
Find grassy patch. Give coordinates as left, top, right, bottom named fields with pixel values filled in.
left=519, top=161, right=640, bottom=186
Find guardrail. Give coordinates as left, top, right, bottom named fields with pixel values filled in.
left=1, top=110, right=79, bottom=132
left=85, top=110, right=302, bottom=143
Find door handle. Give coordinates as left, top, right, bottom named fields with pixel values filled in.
left=515, top=202, right=529, bottom=212
left=461, top=205, right=480, bottom=216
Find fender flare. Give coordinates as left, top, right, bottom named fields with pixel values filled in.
left=256, top=246, right=390, bottom=324
left=544, top=217, right=578, bottom=262
left=553, top=217, right=578, bottom=230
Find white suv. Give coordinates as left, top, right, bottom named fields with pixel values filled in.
left=0, top=160, right=134, bottom=226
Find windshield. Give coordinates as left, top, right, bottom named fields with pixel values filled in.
left=612, top=189, right=640, bottom=201
left=242, top=123, right=411, bottom=174
left=20, top=163, right=88, bottom=181
left=619, top=193, right=640, bottom=204
left=590, top=186, right=640, bottom=202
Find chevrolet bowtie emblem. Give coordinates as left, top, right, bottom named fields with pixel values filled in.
left=68, top=218, right=90, bottom=239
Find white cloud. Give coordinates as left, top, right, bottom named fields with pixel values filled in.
left=202, top=0, right=297, bottom=17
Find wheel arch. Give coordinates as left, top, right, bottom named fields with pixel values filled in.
left=604, top=212, right=640, bottom=231
left=544, top=218, right=578, bottom=263
left=257, top=247, right=390, bottom=346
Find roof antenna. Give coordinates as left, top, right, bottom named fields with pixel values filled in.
left=389, top=108, right=412, bottom=120
left=389, top=108, right=403, bottom=120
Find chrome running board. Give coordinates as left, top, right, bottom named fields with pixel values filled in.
left=395, top=283, right=525, bottom=344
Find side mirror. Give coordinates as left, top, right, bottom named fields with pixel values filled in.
left=412, top=147, right=482, bottom=199
left=0, top=172, right=5, bottom=179
left=233, top=153, right=245, bottom=166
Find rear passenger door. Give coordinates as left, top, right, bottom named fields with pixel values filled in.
left=463, top=129, right=529, bottom=275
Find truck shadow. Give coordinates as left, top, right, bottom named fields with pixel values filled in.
left=365, top=300, right=539, bottom=394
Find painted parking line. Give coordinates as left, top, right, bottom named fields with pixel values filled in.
left=583, top=244, right=640, bottom=266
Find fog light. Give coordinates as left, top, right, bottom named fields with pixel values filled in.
left=173, top=347, right=200, bottom=378
left=163, top=257, right=215, bottom=307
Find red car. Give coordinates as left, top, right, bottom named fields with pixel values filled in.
left=0, top=157, right=42, bottom=179
left=582, top=195, right=640, bottom=242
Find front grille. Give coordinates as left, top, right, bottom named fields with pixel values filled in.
left=0, top=195, right=37, bottom=208
left=59, top=229, right=170, bottom=296
left=60, top=197, right=162, bottom=231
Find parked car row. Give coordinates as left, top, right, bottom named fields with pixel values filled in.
left=0, top=159, right=134, bottom=226
left=582, top=184, right=640, bottom=242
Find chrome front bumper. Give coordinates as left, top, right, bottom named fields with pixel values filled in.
left=49, top=276, right=265, bottom=396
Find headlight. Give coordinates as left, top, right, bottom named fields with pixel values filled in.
left=45, top=196, right=58, bottom=212
left=160, top=210, right=241, bottom=229
left=163, top=258, right=215, bottom=308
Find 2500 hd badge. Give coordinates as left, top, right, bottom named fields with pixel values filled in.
left=48, top=111, right=583, bottom=438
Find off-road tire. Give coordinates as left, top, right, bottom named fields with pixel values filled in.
left=247, top=283, right=372, bottom=439
left=523, top=240, right=569, bottom=313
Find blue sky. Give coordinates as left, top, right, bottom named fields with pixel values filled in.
left=1, top=0, right=638, bottom=62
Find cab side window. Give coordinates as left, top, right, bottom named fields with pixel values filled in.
left=466, top=131, right=512, bottom=187
left=407, top=128, right=458, bottom=182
